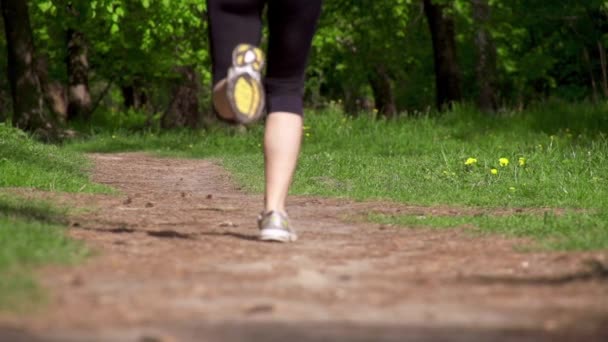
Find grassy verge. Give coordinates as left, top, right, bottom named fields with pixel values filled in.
left=68, top=101, right=608, bottom=250
left=0, top=195, right=88, bottom=311
left=0, top=123, right=109, bottom=193
left=369, top=211, right=608, bottom=251
left=0, top=124, right=103, bottom=311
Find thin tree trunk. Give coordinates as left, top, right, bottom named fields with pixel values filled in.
left=584, top=47, right=599, bottom=103
left=598, top=41, right=608, bottom=98
left=121, top=85, right=136, bottom=109
left=66, top=29, right=92, bottom=121
left=1, top=0, right=55, bottom=133
left=369, top=64, right=397, bottom=118
left=89, top=79, right=114, bottom=118
left=423, top=0, right=462, bottom=110
left=162, top=66, right=200, bottom=129
left=472, top=0, right=498, bottom=113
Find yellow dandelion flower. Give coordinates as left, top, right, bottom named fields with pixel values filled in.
left=464, top=157, right=478, bottom=166
left=518, top=157, right=526, bottom=166
left=499, top=158, right=509, bottom=167
left=490, top=168, right=498, bottom=175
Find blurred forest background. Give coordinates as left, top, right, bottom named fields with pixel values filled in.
left=0, top=0, right=607, bottom=137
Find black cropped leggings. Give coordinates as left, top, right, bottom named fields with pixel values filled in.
left=207, top=0, right=322, bottom=115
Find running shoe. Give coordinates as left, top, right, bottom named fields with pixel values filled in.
left=257, top=211, right=298, bottom=242
left=226, top=44, right=265, bottom=124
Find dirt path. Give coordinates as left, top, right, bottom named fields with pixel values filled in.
left=2, top=153, right=607, bottom=341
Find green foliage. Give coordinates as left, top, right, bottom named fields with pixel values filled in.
left=310, top=0, right=422, bottom=109
left=2, top=0, right=602, bottom=119
left=87, top=107, right=160, bottom=131
left=309, top=0, right=608, bottom=109
left=29, top=0, right=211, bottom=106
left=484, top=0, right=608, bottom=102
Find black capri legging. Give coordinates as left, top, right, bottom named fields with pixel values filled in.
left=207, top=0, right=322, bottom=115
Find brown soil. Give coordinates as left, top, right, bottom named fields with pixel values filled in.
left=1, top=153, right=607, bottom=341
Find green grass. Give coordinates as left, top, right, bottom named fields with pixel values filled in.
left=0, top=124, right=101, bottom=311
left=68, top=101, right=608, bottom=250
left=0, top=123, right=109, bottom=193
left=0, top=194, right=88, bottom=311
left=368, top=211, right=608, bottom=251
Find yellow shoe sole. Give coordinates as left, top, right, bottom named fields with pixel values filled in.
left=227, top=44, right=265, bottom=124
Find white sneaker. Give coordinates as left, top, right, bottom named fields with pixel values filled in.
left=257, top=211, right=298, bottom=243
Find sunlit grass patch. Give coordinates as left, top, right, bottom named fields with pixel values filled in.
left=368, top=211, right=608, bottom=251
left=0, top=123, right=110, bottom=193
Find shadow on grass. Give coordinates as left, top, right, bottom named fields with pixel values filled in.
left=525, top=100, right=608, bottom=136
left=441, top=101, right=608, bottom=144
left=0, top=194, right=67, bottom=225
left=0, top=125, right=90, bottom=181
left=0, top=195, right=86, bottom=313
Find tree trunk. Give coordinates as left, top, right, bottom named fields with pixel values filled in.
left=583, top=47, right=599, bottom=103
left=1, top=0, right=55, bottom=133
left=66, top=29, right=92, bottom=121
left=36, top=55, right=68, bottom=122
left=162, top=66, right=200, bottom=129
left=598, top=41, right=608, bottom=98
left=0, top=87, right=11, bottom=122
left=472, top=0, right=498, bottom=113
left=121, top=82, right=147, bottom=110
left=369, top=64, right=397, bottom=118
left=423, top=0, right=462, bottom=110
left=122, top=85, right=136, bottom=109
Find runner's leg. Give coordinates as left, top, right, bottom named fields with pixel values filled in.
left=263, top=0, right=322, bottom=214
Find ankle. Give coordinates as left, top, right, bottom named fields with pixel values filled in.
left=264, top=206, right=286, bottom=215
